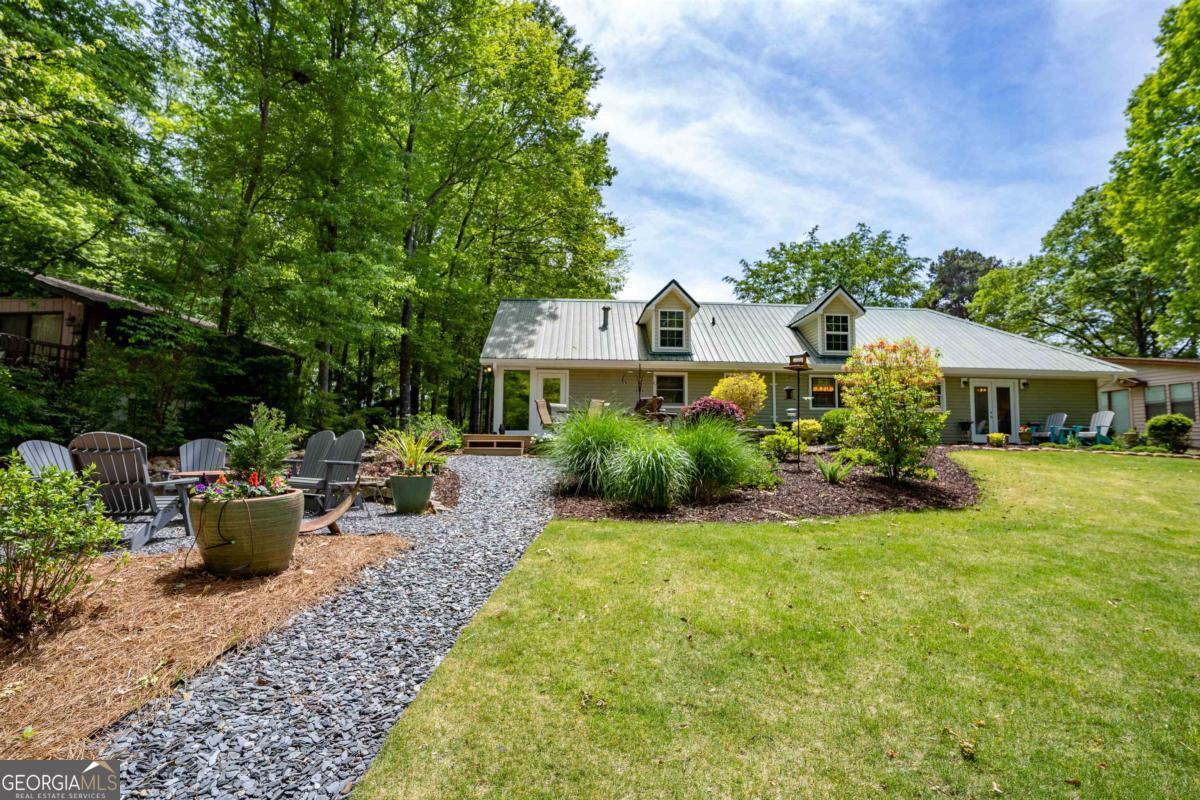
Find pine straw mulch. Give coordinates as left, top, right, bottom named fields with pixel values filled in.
left=0, top=533, right=409, bottom=760
left=554, top=447, right=978, bottom=523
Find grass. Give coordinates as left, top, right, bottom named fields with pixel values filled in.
left=355, top=452, right=1200, bottom=799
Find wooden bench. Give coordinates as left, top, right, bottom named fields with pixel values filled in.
left=462, top=434, right=533, bottom=456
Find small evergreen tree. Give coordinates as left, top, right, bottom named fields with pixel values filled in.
left=839, top=339, right=948, bottom=481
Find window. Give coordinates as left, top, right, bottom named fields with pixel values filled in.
left=1145, top=385, right=1167, bottom=419
left=0, top=313, right=61, bottom=343
left=655, top=374, right=686, bottom=405
left=933, top=379, right=947, bottom=410
left=824, top=314, right=849, bottom=352
left=1169, top=382, right=1195, bottom=421
left=810, top=376, right=838, bottom=409
left=657, top=309, right=685, bottom=349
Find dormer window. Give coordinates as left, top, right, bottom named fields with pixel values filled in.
left=658, top=309, right=685, bottom=349
left=824, top=314, right=849, bottom=352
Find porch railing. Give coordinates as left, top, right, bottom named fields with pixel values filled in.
left=0, top=331, right=82, bottom=374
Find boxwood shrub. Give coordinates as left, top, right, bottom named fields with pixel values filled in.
left=1146, top=413, right=1193, bottom=453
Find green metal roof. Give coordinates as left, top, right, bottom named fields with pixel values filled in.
left=482, top=298, right=1132, bottom=376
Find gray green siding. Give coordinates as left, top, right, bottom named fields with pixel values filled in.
left=562, top=368, right=1100, bottom=443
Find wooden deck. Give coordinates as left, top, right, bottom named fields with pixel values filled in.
left=462, top=434, right=534, bottom=456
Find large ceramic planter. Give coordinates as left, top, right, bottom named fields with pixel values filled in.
left=190, top=489, right=303, bottom=576
left=388, top=475, right=434, bottom=514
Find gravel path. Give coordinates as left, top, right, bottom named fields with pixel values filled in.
left=105, top=455, right=559, bottom=799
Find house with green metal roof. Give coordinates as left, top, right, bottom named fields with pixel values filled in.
left=479, top=281, right=1133, bottom=443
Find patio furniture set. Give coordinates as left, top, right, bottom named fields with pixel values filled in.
left=15, top=429, right=365, bottom=551
left=1027, top=411, right=1116, bottom=446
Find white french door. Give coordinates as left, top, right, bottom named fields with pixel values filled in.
left=970, top=379, right=1020, bottom=444
left=533, top=371, right=569, bottom=434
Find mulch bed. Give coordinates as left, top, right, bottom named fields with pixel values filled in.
left=554, top=447, right=978, bottom=523
left=0, top=533, right=409, bottom=760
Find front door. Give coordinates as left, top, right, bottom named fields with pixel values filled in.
left=970, top=379, right=1020, bottom=443
left=533, top=371, right=569, bottom=433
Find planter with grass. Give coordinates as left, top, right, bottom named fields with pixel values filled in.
left=377, top=429, right=445, bottom=513
left=190, top=405, right=303, bottom=577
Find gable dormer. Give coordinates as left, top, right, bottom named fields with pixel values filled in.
left=637, top=280, right=700, bottom=354
left=787, top=285, right=865, bottom=356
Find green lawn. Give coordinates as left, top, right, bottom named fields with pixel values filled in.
left=356, top=452, right=1200, bottom=799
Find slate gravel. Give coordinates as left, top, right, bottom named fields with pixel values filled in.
left=104, top=455, right=558, bottom=799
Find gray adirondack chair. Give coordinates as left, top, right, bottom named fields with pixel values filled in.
left=1075, top=410, right=1116, bottom=445
left=285, top=430, right=335, bottom=483
left=17, top=440, right=74, bottom=477
left=178, top=438, right=227, bottom=473
left=288, top=429, right=365, bottom=510
left=1030, top=412, right=1068, bottom=444
left=68, top=432, right=196, bottom=551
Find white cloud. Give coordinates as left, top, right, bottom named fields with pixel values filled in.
left=558, top=0, right=1170, bottom=301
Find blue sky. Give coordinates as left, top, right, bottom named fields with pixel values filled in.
left=555, top=0, right=1171, bottom=301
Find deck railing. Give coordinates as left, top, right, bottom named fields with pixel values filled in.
left=0, top=331, right=82, bottom=374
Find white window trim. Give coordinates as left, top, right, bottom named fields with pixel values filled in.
left=656, top=308, right=687, bottom=351
left=653, top=372, right=688, bottom=406
left=936, top=378, right=947, bottom=410
left=809, top=375, right=839, bottom=410
left=822, top=313, right=851, bottom=355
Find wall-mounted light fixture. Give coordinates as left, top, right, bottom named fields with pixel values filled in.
left=961, top=378, right=969, bottom=388
left=1020, top=379, right=1029, bottom=390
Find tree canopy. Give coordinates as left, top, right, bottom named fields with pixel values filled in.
left=2, top=0, right=626, bottom=434
left=1108, top=0, right=1200, bottom=347
left=916, top=248, right=1001, bottom=319
left=724, top=223, right=925, bottom=306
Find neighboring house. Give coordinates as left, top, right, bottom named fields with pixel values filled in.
left=1098, top=357, right=1200, bottom=448
left=1, top=272, right=284, bottom=375
left=479, top=281, right=1133, bottom=443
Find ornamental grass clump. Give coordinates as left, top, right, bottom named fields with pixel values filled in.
left=601, top=429, right=694, bottom=511
left=672, top=416, right=765, bottom=501
left=550, top=408, right=647, bottom=495
left=377, top=429, right=445, bottom=475
left=839, top=338, right=949, bottom=481
left=0, top=459, right=122, bottom=638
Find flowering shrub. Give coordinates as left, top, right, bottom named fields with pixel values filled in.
left=711, top=373, right=767, bottom=417
left=680, top=396, right=746, bottom=425
left=839, top=338, right=948, bottom=481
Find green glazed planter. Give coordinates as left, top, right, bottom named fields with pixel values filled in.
left=389, top=475, right=434, bottom=514
left=190, top=489, right=303, bottom=577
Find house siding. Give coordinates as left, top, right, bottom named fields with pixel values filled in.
left=559, top=367, right=1100, bottom=444
left=1100, top=362, right=1200, bottom=447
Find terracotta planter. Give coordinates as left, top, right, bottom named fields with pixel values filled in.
left=388, top=475, right=434, bottom=514
left=190, top=489, right=303, bottom=577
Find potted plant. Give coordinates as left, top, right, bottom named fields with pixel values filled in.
left=986, top=432, right=1008, bottom=448
left=190, top=405, right=303, bottom=576
left=376, top=429, right=445, bottom=513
